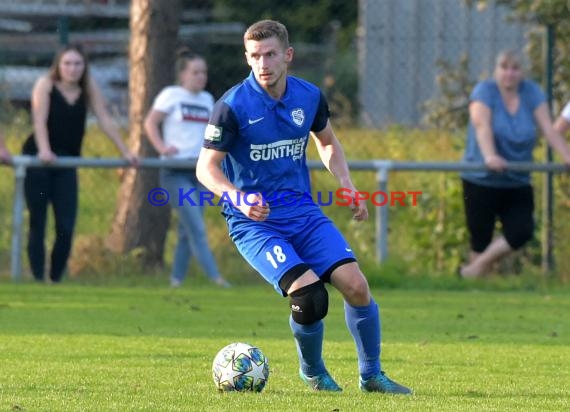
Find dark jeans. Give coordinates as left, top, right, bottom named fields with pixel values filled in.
left=24, top=168, right=78, bottom=282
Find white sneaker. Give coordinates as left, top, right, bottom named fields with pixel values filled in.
left=170, top=278, right=182, bottom=288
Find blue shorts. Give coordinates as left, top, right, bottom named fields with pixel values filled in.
left=227, top=209, right=356, bottom=295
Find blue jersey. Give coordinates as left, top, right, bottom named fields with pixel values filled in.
left=203, top=72, right=330, bottom=218
left=462, top=79, right=545, bottom=187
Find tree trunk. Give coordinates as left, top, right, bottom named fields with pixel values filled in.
left=106, top=0, right=182, bottom=268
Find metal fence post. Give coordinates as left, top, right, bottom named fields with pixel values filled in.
left=376, top=166, right=389, bottom=262
left=11, top=160, right=27, bottom=281
left=542, top=23, right=555, bottom=275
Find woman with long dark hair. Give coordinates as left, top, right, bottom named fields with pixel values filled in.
left=23, top=44, right=137, bottom=282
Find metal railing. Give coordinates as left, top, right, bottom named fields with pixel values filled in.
left=7, top=156, right=567, bottom=280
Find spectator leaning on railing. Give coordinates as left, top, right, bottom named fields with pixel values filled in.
left=22, top=43, right=137, bottom=283
left=144, top=48, right=230, bottom=289
left=459, top=50, right=570, bottom=279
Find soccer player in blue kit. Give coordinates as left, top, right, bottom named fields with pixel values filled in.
left=196, top=19, right=411, bottom=394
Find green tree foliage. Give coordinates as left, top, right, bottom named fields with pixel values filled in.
left=211, top=0, right=356, bottom=46
left=421, top=55, right=475, bottom=131
left=467, top=0, right=570, bottom=23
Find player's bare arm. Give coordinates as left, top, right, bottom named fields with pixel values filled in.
left=312, top=121, right=368, bottom=221
left=197, top=147, right=270, bottom=221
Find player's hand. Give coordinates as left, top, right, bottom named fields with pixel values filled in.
left=484, top=154, right=507, bottom=172
left=341, top=186, right=369, bottom=221
left=350, top=195, right=369, bottom=221
left=239, top=192, right=270, bottom=221
left=38, top=149, right=57, bottom=163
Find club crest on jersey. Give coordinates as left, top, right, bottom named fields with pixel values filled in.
left=291, top=108, right=305, bottom=127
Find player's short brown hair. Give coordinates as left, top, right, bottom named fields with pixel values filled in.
left=244, top=20, right=290, bottom=49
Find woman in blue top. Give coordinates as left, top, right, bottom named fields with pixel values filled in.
left=460, top=50, right=570, bottom=278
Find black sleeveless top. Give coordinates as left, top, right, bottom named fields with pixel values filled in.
left=23, top=85, right=88, bottom=156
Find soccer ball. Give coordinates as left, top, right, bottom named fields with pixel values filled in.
left=212, top=342, right=269, bottom=392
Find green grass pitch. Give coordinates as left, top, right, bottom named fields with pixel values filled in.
left=0, top=281, right=569, bottom=411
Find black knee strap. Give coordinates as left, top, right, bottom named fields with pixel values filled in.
left=289, top=281, right=329, bottom=325
left=279, top=263, right=311, bottom=296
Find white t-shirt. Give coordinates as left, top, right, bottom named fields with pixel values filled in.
left=561, top=101, right=570, bottom=122
left=151, top=85, right=214, bottom=159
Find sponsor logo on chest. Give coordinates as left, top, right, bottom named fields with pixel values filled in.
left=249, top=135, right=308, bottom=162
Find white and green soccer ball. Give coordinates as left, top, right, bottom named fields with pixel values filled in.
left=212, top=342, right=270, bottom=392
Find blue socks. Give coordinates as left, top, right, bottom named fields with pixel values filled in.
left=344, top=298, right=381, bottom=379
left=289, top=316, right=326, bottom=377
left=289, top=298, right=382, bottom=380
